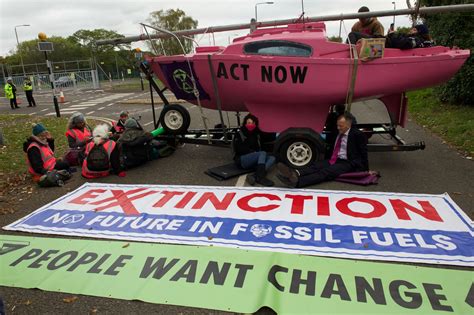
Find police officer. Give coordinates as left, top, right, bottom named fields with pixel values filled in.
left=4, top=77, right=19, bottom=109
left=23, top=77, right=36, bottom=107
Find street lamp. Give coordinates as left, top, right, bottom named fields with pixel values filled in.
left=14, top=24, right=30, bottom=76
left=255, top=2, right=274, bottom=21
left=392, top=2, right=396, bottom=26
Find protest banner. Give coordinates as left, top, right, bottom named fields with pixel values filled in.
left=0, top=235, right=473, bottom=313
left=4, top=183, right=473, bottom=266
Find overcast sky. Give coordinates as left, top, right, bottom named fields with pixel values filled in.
left=0, top=0, right=412, bottom=57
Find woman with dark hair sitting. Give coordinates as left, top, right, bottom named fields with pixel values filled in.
left=233, top=114, right=275, bottom=186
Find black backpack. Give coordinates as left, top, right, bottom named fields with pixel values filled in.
left=87, top=143, right=109, bottom=171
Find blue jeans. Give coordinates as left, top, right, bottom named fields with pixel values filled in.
left=240, top=151, right=275, bottom=170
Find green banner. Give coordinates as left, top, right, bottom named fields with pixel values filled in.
left=0, top=235, right=472, bottom=313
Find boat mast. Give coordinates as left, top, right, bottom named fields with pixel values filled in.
left=96, top=4, right=474, bottom=46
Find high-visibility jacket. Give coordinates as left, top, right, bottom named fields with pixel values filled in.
left=65, top=128, right=92, bottom=145
left=82, top=140, right=115, bottom=179
left=23, top=81, right=33, bottom=91
left=4, top=83, right=15, bottom=99
left=26, top=142, right=56, bottom=182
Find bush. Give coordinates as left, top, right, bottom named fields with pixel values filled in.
left=420, top=0, right=474, bottom=105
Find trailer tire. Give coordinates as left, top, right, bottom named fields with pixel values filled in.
left=160, top=104, right=191, bottom=135
left=275, top=128, right=325, bottom=169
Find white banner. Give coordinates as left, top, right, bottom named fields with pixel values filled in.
left=5, top=183, right=473, bottom=266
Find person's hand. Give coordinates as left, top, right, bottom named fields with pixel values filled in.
left=118, top=171, right=126, bottom=177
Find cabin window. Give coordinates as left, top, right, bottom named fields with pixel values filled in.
left=244, top=40, right=312, bottom=57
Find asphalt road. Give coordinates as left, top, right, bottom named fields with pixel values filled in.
left=0, top=88, right=472, bottom=314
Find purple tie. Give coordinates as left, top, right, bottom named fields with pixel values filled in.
left=329, top=135, right=342, bottom=165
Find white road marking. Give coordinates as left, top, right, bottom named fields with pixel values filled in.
left=66, top=107, right=88, bottom=110
left=86, top=111, right=95, bottom=115
left=106, top=104, right=114, bottom=107
left=235, top=175, right=247, bottom=187
left=98, top=107, right=105, bottom=110
left=190, top=105, right=197, bottom=109
left=143, top=121, right=153, bottom=126
left=40, top=108, right=48, bottom=112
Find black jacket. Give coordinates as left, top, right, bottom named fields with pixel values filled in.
left=386, top=32, right=434, bottom=50
left=345, top=128, right=369, bottom=171
left=233, top=127, right=262, bottom=159
left=118, top=128, right=153, bottom=168
left=23, top=137, right=55, bottom=175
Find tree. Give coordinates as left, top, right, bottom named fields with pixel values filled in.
left=147, top=9, right=198, bottom=55
left=419, top=0, right=473, bottom=105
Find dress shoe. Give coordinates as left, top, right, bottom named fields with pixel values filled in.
left=276, top=163, right=299, bottom=188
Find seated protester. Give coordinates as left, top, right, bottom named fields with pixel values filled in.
left=110, top=111, right=129, bottom=140
left=234, top=114, right=275, bottom=186
left=64, top=112, right=92, bottom=166
left=82, top=124, right=124, bottom=179
left=348, top=6, right=385, bottom=44
left=277, top=113, right=368, bottom=188
left=23, top=123, right=72, bottom=187
left=117, top=118, right=155, bottom=169
left=386, top=24, right=434, bottom=50
left=324, top=105, right=358, bottom=157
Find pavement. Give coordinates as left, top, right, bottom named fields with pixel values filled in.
left=0, top=88, right=472, bottom=314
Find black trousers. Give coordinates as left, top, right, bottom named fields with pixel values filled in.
left=297, top=159, right=354, bottom=188
left=54, top=160, right=70, bottom=171
left=26, top=91, right=36, bottom=106
left=9, top=96, right=18, bottom=109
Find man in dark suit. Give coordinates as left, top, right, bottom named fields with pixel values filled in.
left=277, top=113, right=368, bottom=188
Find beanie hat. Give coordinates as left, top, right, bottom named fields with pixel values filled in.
left=358, top=6, right=369, bottom=13
left=415, top=24, right=429, bottom=35
left=120, top=111, right=129, bottom=118
left=124, top=118, right=139, bottom=129
left=32, top=123, right=47, bottom=136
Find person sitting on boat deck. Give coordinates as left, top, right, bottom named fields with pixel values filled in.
left=234, top=114, right=275, bottom=186
left=118, top=118, right=161, bottom=169
left=348, top=6, right=385, bottom=44
left=324, top=104, right=357, bottom=158
left=385, top=24, right=434, bottom=50
left=24, top=123, right=72, bottom=187
left=110, top=110, right=129, bottom=140
left=64, top=112, right=92, bottom=166
left=277, top=113, right=368, bottom=188
left=82, top=124, right=125, bottom=179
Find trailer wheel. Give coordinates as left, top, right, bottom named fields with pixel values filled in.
left=160, top=104, right=191, bottom=135
left=275, top=128, right=325, bottom=169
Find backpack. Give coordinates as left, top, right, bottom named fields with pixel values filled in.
left=86, top=143, right=109, bottom=171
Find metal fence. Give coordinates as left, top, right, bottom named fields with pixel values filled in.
left=6, top=70, right=100, bottom=94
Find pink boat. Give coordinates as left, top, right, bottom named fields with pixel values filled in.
left=147, top=22, right=469, bottom=167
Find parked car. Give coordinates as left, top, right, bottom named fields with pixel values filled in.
left=54, top=76, right=73, bottom=88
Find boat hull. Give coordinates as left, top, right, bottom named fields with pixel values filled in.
left=149, top=46, right=469, bottom=133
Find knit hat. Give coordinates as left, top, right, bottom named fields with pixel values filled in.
left=415, top=24, right=429, bottom=35
left=124, top=118, right=139, bottom=129
left=32, top=123, right=47, bottom=136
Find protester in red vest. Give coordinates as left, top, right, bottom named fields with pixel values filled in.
left=23, top=123, right=72, bottom=186
left=82, top=124, right=125, bottom=179
left=64, top=112, right=92, bottom=166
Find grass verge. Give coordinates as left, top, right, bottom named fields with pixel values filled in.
left=408, top=89, right=473, bottom=157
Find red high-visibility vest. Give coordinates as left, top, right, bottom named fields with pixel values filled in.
left=81, top=140, right=116, bottom=179
left=26, top=142, right=56, bottom=182
left=65, top=128, right=92, bottom=144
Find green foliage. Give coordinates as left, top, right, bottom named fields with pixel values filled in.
left=147, top=9, right=198, bottom=55
left=327, top=36, right=342, bottom=43
left=408, top=89, right=474, bottom=155
left=395, top=26, right=412, bottom=34
left=419, top=0, right=474, bottom=105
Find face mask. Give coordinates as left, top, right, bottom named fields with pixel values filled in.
left=246, top=123, right=256, bottom=132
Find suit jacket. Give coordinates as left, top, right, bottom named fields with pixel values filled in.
left=343, top=128, right=369, bottom=171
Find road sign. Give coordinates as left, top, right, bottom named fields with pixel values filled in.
left=38, top=42, right=54, bottom=52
